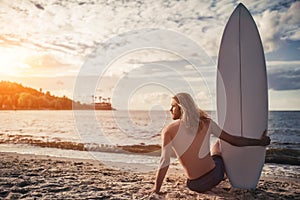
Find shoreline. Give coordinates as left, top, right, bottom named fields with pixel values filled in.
left=0, top=152, right=299, bottom=199
left=0, top=141, right=299, bottom=166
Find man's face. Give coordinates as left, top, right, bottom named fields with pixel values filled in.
left=170, top=99, right=181, bottom=120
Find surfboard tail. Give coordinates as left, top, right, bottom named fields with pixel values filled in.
left=221, top=141, right=266, bottom=189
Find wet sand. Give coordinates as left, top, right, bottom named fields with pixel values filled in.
left=0, top=152, right=299, bottom=199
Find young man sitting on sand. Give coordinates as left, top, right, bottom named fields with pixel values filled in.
left=150, top=93, right=270, bottom=194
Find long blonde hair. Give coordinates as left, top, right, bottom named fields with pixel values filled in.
left=173, top=93, right=209, bottom=129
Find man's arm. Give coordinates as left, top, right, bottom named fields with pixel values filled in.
left=154, top=165, right=169, bottom=193
left=220, top=129, right=270, bottom=146
left=210, top=120, right=270, bottom=147
left=153, top=128, right=172, bottom=194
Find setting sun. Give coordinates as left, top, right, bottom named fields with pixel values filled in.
left=0, top=47, right=31, bottom=76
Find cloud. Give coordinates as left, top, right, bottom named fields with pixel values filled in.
left=280, top=1, right=300, bottom=40
left=141, top=92, right=170, bottom=105
left=24, top=54, right=70, bottom=69
left=0, top=0, right=299, bottom=111
left=254, top=1, right=300, bottom=52
left=56, top=80, right=64, bottom=86
left=22, top=53, right=81, bottom=75
left=1, top=0, right=299, bottom=59
left=268, top=68, right=300, bottom=90
left=269, top=89, right=300, bottom=110
left=267, top=61, right=300, bottom=90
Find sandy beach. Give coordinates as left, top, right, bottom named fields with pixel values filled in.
left=0, top=152, right=299, bottom=199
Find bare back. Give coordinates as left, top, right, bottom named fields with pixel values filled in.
left=167, top=119, right=216, bottom=179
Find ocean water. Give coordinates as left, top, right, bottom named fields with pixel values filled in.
left=268, top=111, right=300, bottom=150
left=0, top=110, right=299, bottom=168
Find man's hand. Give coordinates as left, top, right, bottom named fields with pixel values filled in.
left=142, top=188, right=162, bottom=195
left=259, top=130, right=271, bottom=146
left=142, top=188, right=155, bottom=195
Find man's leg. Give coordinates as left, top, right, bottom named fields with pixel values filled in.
left=211, top=140, right=226, bottom=178
left=211, top=139, right=221, bottom=156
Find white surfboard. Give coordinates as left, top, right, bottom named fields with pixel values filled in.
left=217, top=3, right=268, bottom=189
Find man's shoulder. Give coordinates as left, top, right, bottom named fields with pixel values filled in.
left=167, top=120, right=180, bottom=129
left=163, top=120, right=180, bottom=134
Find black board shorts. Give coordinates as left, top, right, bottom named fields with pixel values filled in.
left=186, top=155, right=225, bottom=193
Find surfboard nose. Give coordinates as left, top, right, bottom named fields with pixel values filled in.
left=234, top=3, right=251, bottom=14
left=237, top=3, right=246, bottom=9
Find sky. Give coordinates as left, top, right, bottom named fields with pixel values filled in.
left=0, top=0, right=299, bottom=110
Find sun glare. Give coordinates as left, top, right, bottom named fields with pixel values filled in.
left=0, top=47, right=32, bottom=76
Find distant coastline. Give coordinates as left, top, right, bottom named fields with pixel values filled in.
left=0, top=81, right=114, bottom=110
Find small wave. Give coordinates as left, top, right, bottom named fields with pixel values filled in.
left=1, top=134, right=299, bottom=165
left=116, top=144, right=161, bottom=154
left=84, top=143, right=162, bottom=156
left=271, top=142, right=300, bottom=145
left=0, top=133, right=86, bottom=151
left=0, top=133, right=162, bottom=156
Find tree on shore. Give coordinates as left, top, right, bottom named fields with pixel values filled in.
left=0, top=81, right=83, bottom=110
